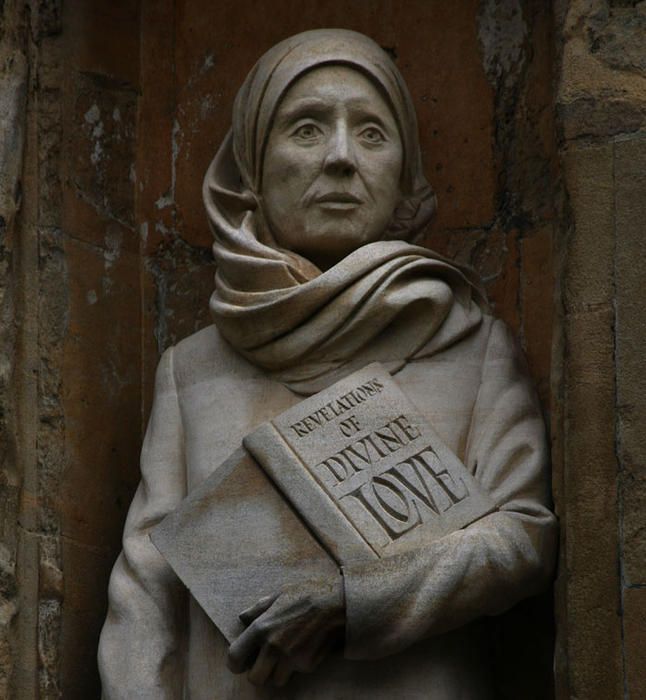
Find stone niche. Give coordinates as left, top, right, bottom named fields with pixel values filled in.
left=9, top=0, right=645, bottom=698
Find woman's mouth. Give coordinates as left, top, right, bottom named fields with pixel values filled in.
left=315, top=192, right=363, bottom=210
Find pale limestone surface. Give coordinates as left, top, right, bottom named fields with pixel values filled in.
left=149, top=363, right=499, bottom=647
left=98, top=29, right=556, bottom=698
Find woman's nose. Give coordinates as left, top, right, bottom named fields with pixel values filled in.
left=323, top=123, right=357, bottom=177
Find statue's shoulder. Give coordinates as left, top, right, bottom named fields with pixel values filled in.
left=481, top=313, right=524, bottom=361
left=433, top=312, right=520, bottom=373
left=170, top=324, right=262, bottom=392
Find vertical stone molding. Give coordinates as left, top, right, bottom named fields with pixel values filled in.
left=554, top=1, right=646, bottom=698
left=0, top=0, right=28, bottom=695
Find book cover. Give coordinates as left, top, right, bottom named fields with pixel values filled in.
left=244, top=363, right=497, bottom=559
left=152, top=363, right=496, bottom=640
left=150, top=448, right=338, bottom=642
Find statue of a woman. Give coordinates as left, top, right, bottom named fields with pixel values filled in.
left=98, top=29, right=556, bottom=699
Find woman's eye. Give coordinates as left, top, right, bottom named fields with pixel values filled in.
left=293, top=124, right=321, bottom=140
left=360, top=127, right=386, bottom=144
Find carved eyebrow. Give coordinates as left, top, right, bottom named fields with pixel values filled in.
left=275, top=98, right=331, bottom=128
left=346, top=104, right=396, bottom=138
left=352, top=111, right=391, bottom=133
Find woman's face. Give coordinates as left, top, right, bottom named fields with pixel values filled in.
left=261, top=65, right=404, bottom=268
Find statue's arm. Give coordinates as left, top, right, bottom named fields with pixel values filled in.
left=342, top=318, right=558, bottom=660
left=98, top=347, right=187, bottom=699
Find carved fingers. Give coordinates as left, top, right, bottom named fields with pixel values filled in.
left=238, top=593, right=277, bottom=626
left=227, top=619, right=267, bottom=674
left=227, top=575, right=346, bottom=687
left=271, top=657, right=295, bottom=687
left=247, top=642, right=282, bottom=686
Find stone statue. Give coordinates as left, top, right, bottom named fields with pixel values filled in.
left=98, top=29, right=557, bottom=699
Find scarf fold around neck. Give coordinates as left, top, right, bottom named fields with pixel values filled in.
left=204, top=29, right=487, bottom=395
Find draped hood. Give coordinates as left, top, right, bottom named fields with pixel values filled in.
left=204, top=28, right=487, bottom=394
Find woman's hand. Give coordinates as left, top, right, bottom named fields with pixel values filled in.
left=227, top=573, right=345, bottom=687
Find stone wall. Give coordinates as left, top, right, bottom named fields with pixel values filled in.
left=553, top=1, right=646, bottom=698
left=0, top=0, right=643, bottom=697
left=1, top=1, right=66, bottom=696
left=1, top=1, right=142, bottom=697
left=0, top=1, right=27, bottom=694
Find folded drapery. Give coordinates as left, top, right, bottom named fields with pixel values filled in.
left=203, top=29, right=487, bottom=393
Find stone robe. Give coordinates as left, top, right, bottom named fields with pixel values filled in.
left=98, top=313, right=557, bottom=699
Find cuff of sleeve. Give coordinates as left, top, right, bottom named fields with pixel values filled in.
left=341, top=557, right=404, bottom=661
left=342, top=561, right=371, bottom=660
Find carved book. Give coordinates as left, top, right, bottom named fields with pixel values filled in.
left=151, top=363, right=496, bottom=642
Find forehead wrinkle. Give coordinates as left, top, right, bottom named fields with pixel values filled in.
left=276, top=97, right=331, bottom=123
left=340, top=98, right=397, bottom=127
left=287, top=72, right=393, bottom=106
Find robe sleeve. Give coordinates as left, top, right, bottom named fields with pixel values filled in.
left=342, top=319, right=558, bottom=660
left=98, top=347, right=187, bottom=699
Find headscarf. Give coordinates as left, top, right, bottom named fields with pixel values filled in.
left=204, top=29, right=487, bottom=394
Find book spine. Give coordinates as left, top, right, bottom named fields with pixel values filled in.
left=243, top=423, right=378, bottom=565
